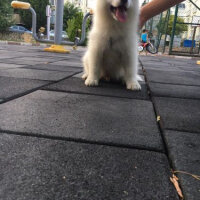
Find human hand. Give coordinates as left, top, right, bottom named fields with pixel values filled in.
left=139, top=7, right=147, bottom=29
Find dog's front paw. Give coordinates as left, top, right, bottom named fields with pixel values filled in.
left=85, top=78, right=99, bottom=87
left=126, top=80, right=141, bottom=91
left=82, top=73, right=88, bottom=80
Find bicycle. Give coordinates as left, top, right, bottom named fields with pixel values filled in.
left=138, top=40, right=158, bottom=54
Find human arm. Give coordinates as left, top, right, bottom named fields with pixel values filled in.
left=146, top=33, right=149, bottom=42
left=139, top=0, right=185, bottom=29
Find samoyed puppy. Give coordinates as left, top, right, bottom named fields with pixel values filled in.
left=82, top=0, right=141, bottom=90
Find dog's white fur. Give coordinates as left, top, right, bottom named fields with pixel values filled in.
left=82, top=0, right=141, bottom=90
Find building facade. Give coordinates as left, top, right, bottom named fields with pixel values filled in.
left=64, top=0, right=95, bottom=13
left=184, top=0, right=200, bottom=40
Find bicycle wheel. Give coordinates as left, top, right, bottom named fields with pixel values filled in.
left=138, top=45, right=144, bottom=52
left=146, top=43, right=157, bottom=54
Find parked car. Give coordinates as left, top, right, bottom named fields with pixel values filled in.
left=49, top=30, right=68, bottom=40
left=9, top=25, right=32, bottom=34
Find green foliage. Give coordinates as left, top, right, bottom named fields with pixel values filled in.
left=18, top=0, right=49, bottom=30
left=0, top=0, right=13, bottom=32
left=67, top=12, right=83, bottom=42
left=157, top=15, right=188, bottom=36
left=67, top=12, right=92, bottom=45
left=63, top=2, right=80, bottom=30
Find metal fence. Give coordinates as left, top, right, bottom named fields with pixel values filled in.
left=142, top=0, right=200, bottom=57
left=169, top=0, right=200, bottom=57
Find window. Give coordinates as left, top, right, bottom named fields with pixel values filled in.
left=19, top=26, right=25, bottom=31
left=12, top=26, right=18, bottom=30
left=178, top=3, right=185, bottom=9
left=49, top=0, right=55, bottom=5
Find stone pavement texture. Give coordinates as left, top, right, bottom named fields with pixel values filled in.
left=0, top=44, right=199, bottom=200
left=141, top=55, right=200, bottom=200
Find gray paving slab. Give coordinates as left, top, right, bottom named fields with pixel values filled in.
left=44, top=77, right=149, bottom=100
left=139, top=68, right=144, bottom=75
left=0, top=54, right=20, bottom=59
left=0, top=51, right=29, bottom=57
left=0, top=77, right=50, bottom=101
left=65, top=52, right=85, bottom=57
left=160, top=58, right=197, bottom=66
left=54, top=59, right=146, bottom=71
left=0, top=90, right=163, bottom=151
left=4, top=46, right=41, bottom=52
left=164, top=130, right=200, bottom=200
left=0, top=58, right=47, bottom=65
left=0, top=49, right=32, bottom=53
left=139, top=55, right=161, bottom=62
left=145, top=69, right=200, bottom=86
left=148, top=82, right=200, bottom=99
left=140, top=56, right=196, bottom=66
left=73, top=72, right=85, bottom=77
left=51, top=52, right=84, bottom=59
left=143, top=63, right=200, bottom=73
left=143, top=62, right=171, bottom=67
left=35, top=51, right=84, bottom=59
left=161, top=60, right=193, bottom=66
left=0, top=133, right=178, bottom=200
left=50, top=60, right=82, bottom=66
left=0, top=63, right=26, bottom=69
left=23, top=64, right=83, bottom=72
left=0, top=50, right=61, bottom=58
left=29, top=54, right=71, bottom=59
left=13, top=56, right=65, bottom=63
left=74, top=73, right=145, bottom=80
left=0, top=68, right=76, bottom=81
left=153, top=97, right=200, bottom=133
left=3, top=51, right=80, bottom=59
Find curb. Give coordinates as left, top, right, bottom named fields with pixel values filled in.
left=0, top=40, right=50, bottom=47
left=0, top=40, right=87, bottom=51
left=140, top=52, right=197, bottom=60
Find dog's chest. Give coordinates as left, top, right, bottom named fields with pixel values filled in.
left=108, top=36, right=124, bottom=50
left=102, top=36, right=126, bottom=64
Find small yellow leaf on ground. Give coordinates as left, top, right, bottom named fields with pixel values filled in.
left=170, top=174, right=184, bottom=199
left=73, top=45, right=77, bottom=50
left=157, top=116, right=161, bottom=122
left=123, top=191, right=128, bottom=195
left=174, top=170, right=200, bottom=181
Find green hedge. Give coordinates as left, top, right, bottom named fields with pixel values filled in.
left=67, top=12, right=91, bottom=45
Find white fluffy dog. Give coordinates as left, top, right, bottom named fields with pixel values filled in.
left=82, top=0, right=141, bottom=90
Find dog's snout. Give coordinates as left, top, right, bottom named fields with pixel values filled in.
left=121, top=0, right=128, bottom=5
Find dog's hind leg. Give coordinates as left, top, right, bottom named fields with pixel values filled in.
left=124, top=51, right=141, bottom=90
left=84, top=48, right=101, bottom=87
left=82, top=53, right=89, bottom=80
left=125, top=67, right=141, bottom=90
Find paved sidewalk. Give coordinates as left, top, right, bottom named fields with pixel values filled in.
left=0, top=44, right=199, bottom=200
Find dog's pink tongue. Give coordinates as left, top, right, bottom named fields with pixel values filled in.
left=116, top=7, right=127, bottom=23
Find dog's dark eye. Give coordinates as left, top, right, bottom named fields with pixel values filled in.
left=110, top=5, right=116, bottom=12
